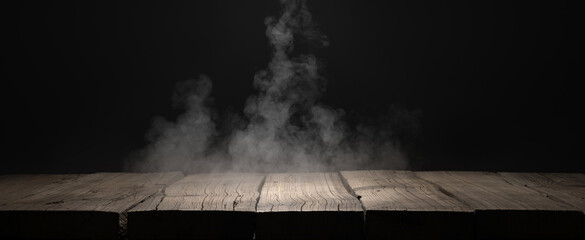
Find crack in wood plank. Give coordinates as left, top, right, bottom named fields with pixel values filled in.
left=255, top=175, right=267, bottom=213
left=155, top=187, right=165, bottom=211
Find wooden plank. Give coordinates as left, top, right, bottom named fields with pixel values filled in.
left=128, top=173, right=265, bottom=240
left=417, top=171, right=583, bottom=240
left=0, top=174, right=83, bottom=208
left=0, top=172, right=183, bottom=239
left=255, top=172, right=363, bottom=240
left=340, top=170, right=473, bottom=240
left=498, top=172, right=585, bottom=211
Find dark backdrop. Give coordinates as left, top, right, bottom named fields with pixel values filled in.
left=2, top=1, right=582, bottom=174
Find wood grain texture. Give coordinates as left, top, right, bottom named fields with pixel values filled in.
left=1, top=172, right=183, bottom=212
left=257, top=172, right=362, bottom=212
left=128, top=173, right=265, bottom=240
left=3, top=171, right=585, bottom=239
left=341, top=170, right=470, bottom=212
left=340, top=170, right=473, bottom=240
left=498, top=172, right=585, bottom=211
left=0, top=172, right=183, bottom=239
left=256, top=172, right=363, bottom=240
left=417, top=171, right=583, bottom=239
left=416, top=171, right=575, bottom=211
left=0, top=174, right=83, bottom=210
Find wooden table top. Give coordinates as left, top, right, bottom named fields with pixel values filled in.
left=1, top=171, right=584, bottom=239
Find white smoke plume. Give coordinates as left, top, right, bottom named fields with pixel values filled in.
left=126, top=0, right=415, bottom=173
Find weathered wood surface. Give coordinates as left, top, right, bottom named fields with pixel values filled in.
left=255, top=172, right=363, bottom=240
left=498, top=172, right=585, bottom=211
left=128, top=173, right=265, bottom=240
left=340, top=170, right=473, bottom=239
left=0, top=174, right=83, bottom=209
left=417, top=171, right=584, bottom=239
left=3, top=171, right=585, bottom=239
left=0, top=172, right=183, bottom=239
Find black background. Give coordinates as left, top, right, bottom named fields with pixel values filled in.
left=2, top=1, right=582, bottom=174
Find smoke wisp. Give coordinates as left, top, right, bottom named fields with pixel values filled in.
left=126, top=0, right=417, bottom=173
